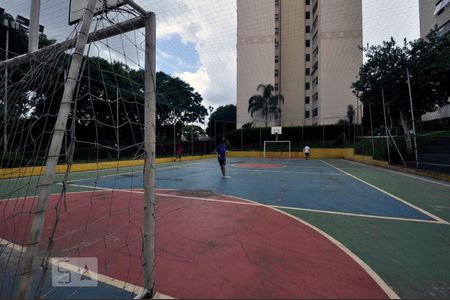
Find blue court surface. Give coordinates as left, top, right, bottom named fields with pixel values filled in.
left=67, top=158, right=436, bottom=221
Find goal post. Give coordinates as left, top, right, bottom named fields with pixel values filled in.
left=263, top=141, right=291, bottom=158
left=0, top=1, right=157, bottom=298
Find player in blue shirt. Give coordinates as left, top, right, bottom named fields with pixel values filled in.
left=216, top=138, right=229, bottom=178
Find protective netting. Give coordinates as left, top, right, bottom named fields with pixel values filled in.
left=0, top=6, right=151, bottom=298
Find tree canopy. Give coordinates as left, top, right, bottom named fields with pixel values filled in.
left=206, top=104, right=236, bottom=134
left=352, top=30, right=450, bottom=155
left=248, top=84, right=284, bottom=127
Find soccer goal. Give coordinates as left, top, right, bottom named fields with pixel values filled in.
left=0, top=1, right=156, bottom=298
left=263, top=141, right=291, bottom=158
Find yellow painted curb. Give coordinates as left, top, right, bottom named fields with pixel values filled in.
left=0, top=154, right=217, bottom=180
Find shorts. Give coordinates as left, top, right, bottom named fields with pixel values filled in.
left=218, top=158, right=226, bottom=166
left=305, top=153, right=310, bottom=157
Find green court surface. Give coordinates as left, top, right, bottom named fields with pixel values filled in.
left=285, top=159, right=450, bottom=298
left=1, top=158, right=450, bottom=298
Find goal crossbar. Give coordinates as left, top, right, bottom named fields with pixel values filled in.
left=263, top=141, right=291, bottom=158
left=0, top=15, right=146, bottom=70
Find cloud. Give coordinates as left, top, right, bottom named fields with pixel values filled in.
left=149, top=0, right=238, bottom=109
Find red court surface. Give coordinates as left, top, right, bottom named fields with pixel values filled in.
left=232, top=163, right=286, bottom=169
left=0, top=190, right=389, bottom=298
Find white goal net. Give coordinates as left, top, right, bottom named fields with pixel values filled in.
left=263, top=141, right=291, bottom=158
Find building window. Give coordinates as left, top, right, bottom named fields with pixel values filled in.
left=313, top=76, right=318, bottom=86
left=313, top=31, right=318, bottom=43
left=313, top=1, right=318, bottom=15
left=275, top=69, right=279, bottom=77
left=305, top=82, right=310, bottom=90
left=275, top=0, right=279, bottom=8
left=306, top=40, right=311, bottom=47
left=275, top=55, right=279, bottom=64
left=313, top=92, right=318, bottom=102
left=305, top=110, right=310, bottom=118
left=305, top=0, right=310, bottom=5
left=274, top=83, right=279, bottom=91
left=311, top=62, right=318, bottom=75
left=275, top=40, right=279, bottom=49
left=313, top=46, right=319, bottom=57
left=312, top=107, right=318, bottom=117
left=306, top=26, right=310, bottom=33
left=305, top=53, right=310, bottom=61
left=306, top=11, right=310, bottom=19
left=305, top=68, right=310, bottom=76
left=312, top=15, right=318, bottom=28
left=434, top=0, right=449, bottom=15
left=305, top=96, right=310, bottom=104
left=275, top=27, right=279, bottom=35
left=275, top=13, right=279, bottom=21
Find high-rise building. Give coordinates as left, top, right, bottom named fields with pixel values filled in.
left=419, top=0, right=450, bottom=38
left=419, top=0, right=450, bottom=121
left=237, top=0, right=363, bottom=128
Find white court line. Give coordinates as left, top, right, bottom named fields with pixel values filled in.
left=155, top=192, right=443, bottom=225
left=342, top=159, right=450, bottom=188
left=172, top=164, right=344, bottom=176
left=2, top=189, right=399, bottom=298
left=0, top=238, right=172, bottom=299
left=0, top=189, right=107, bottom=203
left=210, top=194, right=400, bottom=299
left=320, top=160, right=449, bottom=225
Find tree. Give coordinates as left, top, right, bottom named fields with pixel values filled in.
left=248, top=84, right=284, bottom=127
left=206, top=104, right=236, bottom=134
left=352, top=32, right=450, bottom=156
left=155, top=72, right=208, bottom=140
left=181, top=125, right=205, bottom=140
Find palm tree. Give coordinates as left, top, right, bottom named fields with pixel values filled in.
left=248, top=84, right=284, bottom=127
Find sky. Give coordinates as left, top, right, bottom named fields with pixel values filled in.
left=0, top=0, right=420, bottom=112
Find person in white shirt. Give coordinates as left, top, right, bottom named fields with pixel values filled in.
left=304, top=145, right=310, bottom=160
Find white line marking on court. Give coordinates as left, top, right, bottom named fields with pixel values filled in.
left=431, top=205, right=450, bottom=210
left=0, top=238, right=173, bottom=299
left=155, top=193, right=444, bottom=225
left=0, top=189, right=108, bottom=202
left=320, top=160, right=449, bottom=225
left=208, top=194, right=400, bottom=299
left=269, top=209, right=401, bottom=299
left=178, top=164, right=344, bottom=176
left=342, top=159, right=450, bottom=188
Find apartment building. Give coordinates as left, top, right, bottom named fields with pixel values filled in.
left=237, top=0, right=363, bottom=127
left=419, top=0, right=450, bottom=37
left=419, top=0, right=450, bottom=121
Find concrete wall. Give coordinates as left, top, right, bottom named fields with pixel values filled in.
left=318, top=0, right=363, bottom=125
left=280, top=0, right=306, bottom=126
left=420, top=0, right=450, bottom=37
left=236, top=0, right=275, bottom=128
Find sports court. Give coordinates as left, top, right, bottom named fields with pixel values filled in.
left=1, top=156, right=449, bottom=298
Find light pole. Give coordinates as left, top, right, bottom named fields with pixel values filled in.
left=2, top=18, right=9, bottom=153
left=406, top=67, right=419, bottom=168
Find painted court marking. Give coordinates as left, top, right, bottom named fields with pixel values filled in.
left=177, top=164, right=344, bottom=176
left=343, top=159, right=450, bottom=188
left=0, top=238, right=173, bottom=299
left=59, top=182, right=445, bottom=225
left=232, top=163, right=286, bottom=169
left=2, top=188, right=399, bottom=298
left=215, top=194, right=400, bottom=299
left=320, top=160, right=449, bottom=225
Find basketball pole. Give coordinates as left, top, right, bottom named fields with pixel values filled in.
left=29, top=0, right=41, bottom=52
left=16, top=0, right=97, bottom=297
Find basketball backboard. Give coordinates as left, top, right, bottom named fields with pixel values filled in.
left=69, top=0, right=125, bottom=25
left=271, top=126, right=282, bottom=135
